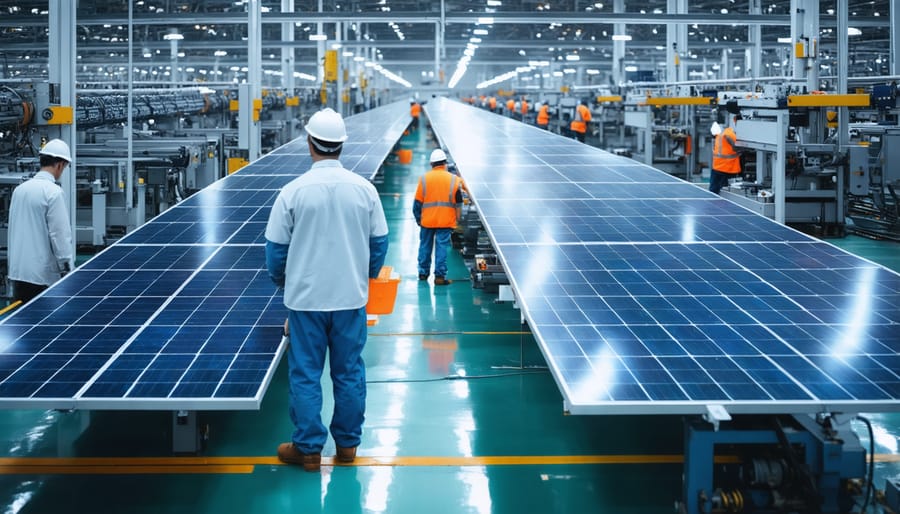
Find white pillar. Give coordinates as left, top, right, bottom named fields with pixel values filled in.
left=613, top=0, right=625, bottom=86
left=666, top=0, right=688, bottom=83
left=790, top=0, right=819, bottom=91
left=892, top=0, right=900, bottom=76
left=248, top=0, right=262, bottom=160
left=748, top=0, right=761, bottom=82
left=49, top=0, right=76, bottom=255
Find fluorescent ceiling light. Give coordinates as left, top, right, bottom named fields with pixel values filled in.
left=586, top=69, right=600, bottom=75
left=214, top=50, right=228, bottom=57
left=331, top=43, right=342, bottom=49
left=848, top=27, right=862, bottom=36
left=565, top=54, right=580, bottom=61
left=552, top=71, right=563, bottom=77
left=309, top=34, right=327, bottom=41
left=343, top=51, right=354, bottom=57
left=624, top=65, right=638, bottom=72
left=163, top=32, right=184, bottom=41
left=611, top=34, right=631, bottom=41
left=477, top=17, right=494, bottom=24
left=469, top=37, right=482, bottom=43
left=473, top=29, right=489, bottom=35
left=354, top=56, right=365, bottom=62
left=777, top=37, right=791, bottom=43
left=487, top=0, right=502, bottom=5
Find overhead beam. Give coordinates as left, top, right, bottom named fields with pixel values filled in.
left=3, top=12, right=889, bottom=28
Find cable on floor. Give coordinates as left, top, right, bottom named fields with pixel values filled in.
left=367, top=369, right=549, bottom=384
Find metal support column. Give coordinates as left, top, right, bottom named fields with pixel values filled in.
left=281, top=0, right=296, bottom=140
left=317, top=0, right=325, bottom=83
left=666, top=0, right=688, bottom=83
left=747, top=0, right=762, bottom=84
left=248, top=0, right=262, bottom=161
left=893, top=0, right=900, bottom=76
left=613, top=0, right=625, bottom=86
left=336, top=22, right=343, bottom=116
left=790, top=0, right=819, bottom=91
left=49, top=0, right=76, bottom=259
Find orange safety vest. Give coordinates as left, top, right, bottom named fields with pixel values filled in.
left=521, top=101, right=529, bottom=114
left=410, top=103, right=421, bottom=118
left=537, top=105, right=550, bottom=126
left=712, top=127, right=741, bottom=173
left=489, top=97, right=497, bottom=109
left=570, top=104, right=591, bottom=133
left=415, top=167, right=461, bottom=229
left=506, top=99, right=515, bottom=112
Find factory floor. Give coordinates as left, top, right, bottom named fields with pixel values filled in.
left=0, top=126, right=899, bottom=513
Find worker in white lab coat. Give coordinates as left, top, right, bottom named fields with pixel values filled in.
left=8, top=139, right=75, bottom=305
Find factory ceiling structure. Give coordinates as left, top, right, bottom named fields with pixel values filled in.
left=0, top=0, right=896, bottom=91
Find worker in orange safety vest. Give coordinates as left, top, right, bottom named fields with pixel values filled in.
left=570, top=100, right=592, bottom=142
left=520, top=97, right=530, bottom=121
left=536, top=101, right=550, bottom=129
left=413, top=149, right=464, bottom=286
left=410, top=99, right=421, bottom=130
left=709, top=118, right=741, bottom=194
left=505, top=98, right=515, bottom=116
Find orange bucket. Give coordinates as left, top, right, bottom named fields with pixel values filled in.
left=397, top=149, right=413, bottom=164
left=367, top=266, right=401, bottom=315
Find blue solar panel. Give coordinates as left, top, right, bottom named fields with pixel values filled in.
left=426, top=98, right=900, bottom=416
left=0, top=101, right=411, bottom=410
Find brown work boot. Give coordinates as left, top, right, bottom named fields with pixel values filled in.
left=277, top=442, right=321, bottom=472
left=336, top=445, right=357, bottom=463
left=434, top=276, right=452, bottom=286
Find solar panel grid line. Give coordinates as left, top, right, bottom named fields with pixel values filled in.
left=425, top=98, right=900, bottom=415
left=0, top=101, right=412, bottom=410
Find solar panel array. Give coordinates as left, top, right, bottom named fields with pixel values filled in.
left=426, top=97, right=900, bottom=415
left=0, top=102, right=411, bottom=410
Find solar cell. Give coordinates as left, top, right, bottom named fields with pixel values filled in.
left=426, top=98, right=900, bottom=415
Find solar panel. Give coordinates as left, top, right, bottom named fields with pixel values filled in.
left=425, top=97, right=900, bottom=415
left=0, top=102, right=411, bottom=410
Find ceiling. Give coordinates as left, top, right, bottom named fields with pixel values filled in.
left=0, top=1, right=894, bottom=91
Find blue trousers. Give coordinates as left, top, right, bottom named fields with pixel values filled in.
left=417, top=227, right=452, bottom=278
left=287, top=308, right=367, bottom=454
left=709, top=169, right=738, bottom=194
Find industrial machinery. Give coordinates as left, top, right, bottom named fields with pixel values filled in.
left=0, top=80, right=305, bottom=295
left=680, top=413, right=869, bottom=514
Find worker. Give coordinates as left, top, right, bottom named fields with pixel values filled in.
left=505, top=97, right=515, bottom=116
left=413, top=148, right=464, bottom=286
left=410, top=98, right=421, bottom=130
left=536, top=101, right=550, bottom=130
left=709, top=118, right=741, bottom=194
left=520, top=97, right=530, bottom=122
left=488, top=96, right=497, bottom=113
left=8, top=138, right=75, bottom=305
left=266, top=108, right=389, bottom=472
left=570, top=99, right=592, bottom=143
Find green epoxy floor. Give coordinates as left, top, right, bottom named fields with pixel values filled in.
left=1, top=126, right=900, bottom=513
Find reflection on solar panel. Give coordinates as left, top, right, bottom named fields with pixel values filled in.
left=0, top=102, right=411, bottom=410
left=426, top=98, right=900, bottom=415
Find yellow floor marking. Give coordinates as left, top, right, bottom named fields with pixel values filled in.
left=0, top=301, right=22, bottom=316
left=3, top=453, right=899, bottom=474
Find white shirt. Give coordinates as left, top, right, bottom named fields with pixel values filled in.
left=265, top=159, right=388, bottom=311
left=8, top=171, right=75, bottom=286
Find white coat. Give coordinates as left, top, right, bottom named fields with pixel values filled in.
left=8, top=171, right=74, bottom=286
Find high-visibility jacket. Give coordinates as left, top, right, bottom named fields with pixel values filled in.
left=415, top=167, right=462, bottom=229
left=712, top=126, right=741, bottom=173
left=489, top=97, right=497, bottom=110
left=570, top=104, right=592, bottom=134
left=521, top=101, right=529, bottom=115
left=410, top=102, right=421, bottom=118
left=537, top=105, right=550, bottom=126
left=506, top=99, right=515, bottom=112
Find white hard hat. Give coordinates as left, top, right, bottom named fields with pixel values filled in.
left=710, top=122, right=723, bottom=136
left=40, top=138, right=72, bottom=162
left=430, top=149, right=447, bottom=164
left=305, top=108, right=348, bottom=143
